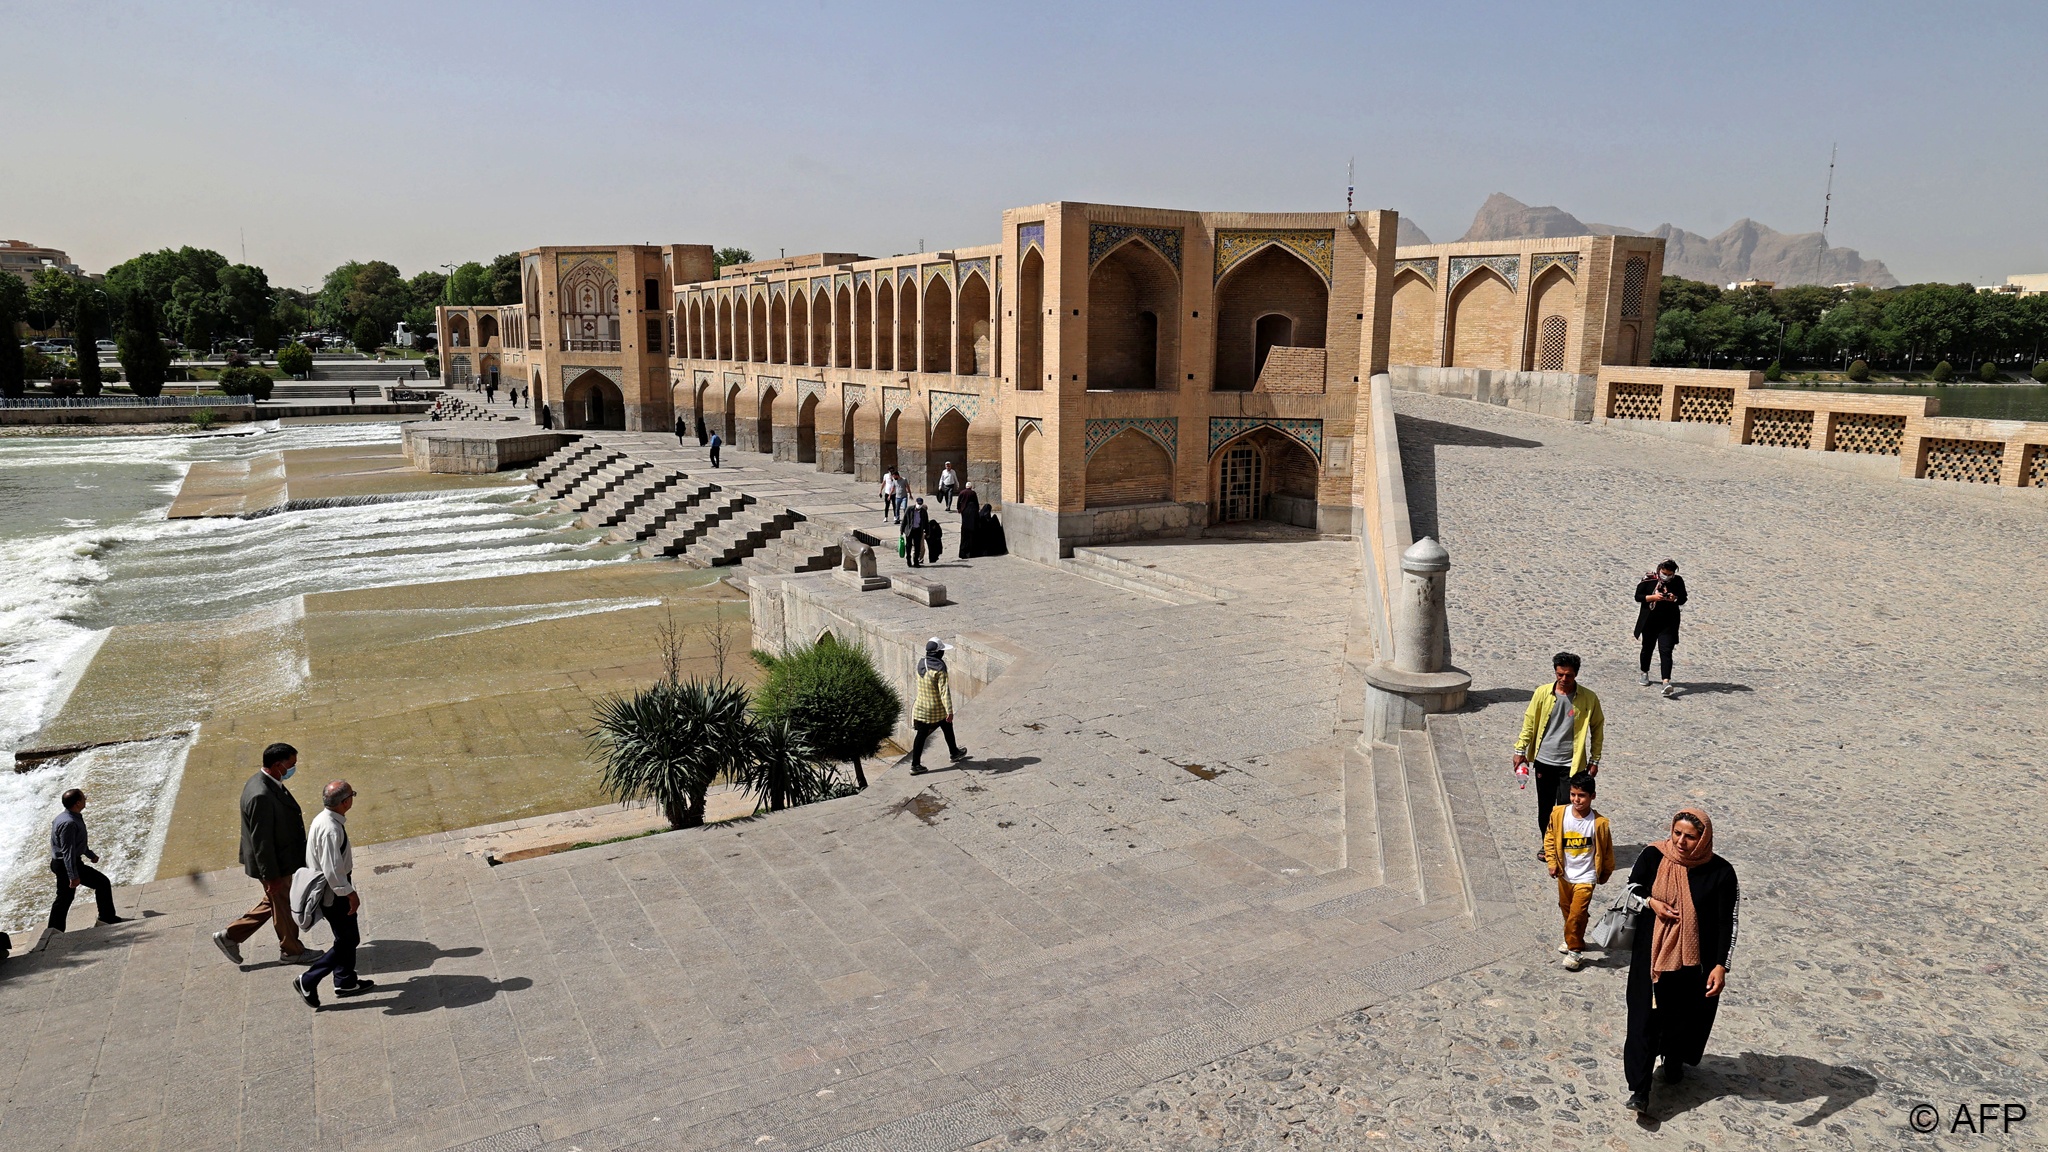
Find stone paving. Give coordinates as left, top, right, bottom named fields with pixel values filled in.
left=960, top=392, right=2048, bottom=1149
left=3, top=394, right=2042, bottom=1151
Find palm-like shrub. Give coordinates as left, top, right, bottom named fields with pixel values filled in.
left=737, top=715, right=844, bottom=812
left=753, top=640, right=901, bottom=790
left=588, top=677, right=753, bottom=828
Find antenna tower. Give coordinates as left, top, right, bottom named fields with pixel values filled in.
left=1812, top=144, right=1835, bottom=286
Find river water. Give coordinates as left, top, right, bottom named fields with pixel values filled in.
left=0, top=422, right=619, bottom=935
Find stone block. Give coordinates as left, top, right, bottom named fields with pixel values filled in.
left=890, top=574, right=949, bottom=606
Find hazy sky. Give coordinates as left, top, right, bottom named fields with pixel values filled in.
left=4, top=1, right=2041, bottom=287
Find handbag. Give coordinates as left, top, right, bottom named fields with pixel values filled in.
left=1586, top=885, right=1645, bottom=951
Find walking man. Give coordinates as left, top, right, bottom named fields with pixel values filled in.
left=674, top=412, right=688, bottom=447
left=1634, top=560, right=1688, bottom=697
left=292, top=781, right=375, bottom=1009
left=49, top=789, right=123, bottom=931
left=1512, top=652, right=1604, bottom=856
left=213, top=742, right=314, bottom=965
left=909, top=638, right=969, bottom=774
left=903, top=498, right=928, bottom=566
left=938, top=461, right=959, bottom=511
left=347, top=387, right=356, bottom=405
left=955, top=482, right=980, bottom=559
left=1545, top=772, right=1613, bottom=971
left=708, top=430, right=722, bottom=468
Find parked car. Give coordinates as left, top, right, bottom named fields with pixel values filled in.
left=96, top=339, right=116, bottom=352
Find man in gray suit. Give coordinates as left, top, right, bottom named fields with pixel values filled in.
left=212, top=742, right=314, bottom=965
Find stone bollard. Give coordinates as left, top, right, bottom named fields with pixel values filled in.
left=1363, top=535, right=1471, bottom=741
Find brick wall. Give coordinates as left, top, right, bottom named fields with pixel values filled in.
left=1389, top=273, right=1436, bottom=366
left=1447, top=272, right=1515, bottom=369
left=1086, top=244, right=1180, bottom=389
left=1213, top=248, right=1329, bottom=391
left=1084, top=430, right=1174, bottom=506
left=1253, top=346, right=1327, bottom=394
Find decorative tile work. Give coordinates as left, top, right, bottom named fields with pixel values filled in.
left=1207, top=416, right=1324, bottom=461
left=693, top=369, right=713, bottom=389
left=1394, top=258, right=1438, bottom=283
left=923, top=263, right=953, bottom=287
left=756, top=375, right=782, bottom=400
left=1530, top=252, right=1580, bottom=280
left=854, top=270, right=872, bottom=287
left=558, top=365, right=621, bottom=388
left=1621, top=257, right=1648, bottom=317
left=1088, top=223, right=1183, bottom=272
left=1607, top=383, right=1662, bottom=421
left=1213, top=230, right=1336, bottom=284
left=1447, top=255, right=1520, bottom=292
left=1923, top=438, right=2005, bottom=484
left=881, top=386, right=910, bottom=422
left=1019, top=223, right=1045, bottom=254
left=1828, top=412, right=1905, bottom=455
left=723, top=371, right=745, bottom=394
left=929, top=390, right=981, bottom=424
left=1746, top=407, right=1813, bottom=449
left=796, top=378, right=829, bottom=406
left=1674, top=386, right=1734, bottom=425
left=956, top=257, right=992, bottom=287
left=835, top=273, right=851, bottom=294
left=771, top=281, right=787, bottom=300
left=812, top=278, right=833, bottom=299
left=1085, top=416, right=1179, bottom=461
left=1016, top=415, right=1044, bottom=438
left=841, top=383, right=869, bottom=409
left=555, top=252, right=617, bottom=277
left=898, top=266, right=918, bottom=287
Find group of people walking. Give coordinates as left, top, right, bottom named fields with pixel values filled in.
left=883, top=463, right=985, bottom=563
left=1512, top=558, right=1737, bottom=1116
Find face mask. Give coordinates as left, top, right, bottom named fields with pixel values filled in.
left=282, top=765, right=297, bottom=780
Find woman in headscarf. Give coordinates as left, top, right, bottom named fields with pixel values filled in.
left=1621, top=807, right=1739, bottom=1114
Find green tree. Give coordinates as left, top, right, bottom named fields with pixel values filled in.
left=714, top=247, right=753, bottom=272
left=443, top=262, right=492, bottom=306
left=2033, top=361, right=2048, bottom=383
left=71, top=286, right=105, bottom=395
left=117, top=292, right=173, bottom=397
left=275, top=341, right=313, bottom=378
left=752, top=640, right=901, bottom=791
left=0, top=279, right=24, bottom=397
left=351, top=315, right=385, bottom=353
left=1847, top=359, right=1871, bottom=382
left=25, top=268, right=76, bottom=332
left=589, top=677, right=755, bottom=829
left=317, top=260, right=409, bottom=337
left=407, top=269, right=447, bottom=310
left=487, top=253, right=522, bottom=304
left=736, top=715, right=842, bottom=812
left=216, top=365, right=273, bottom=399
left=1931, top=360, right=1955, bottom=382
left=1977, top=361, right=2000, bottom=382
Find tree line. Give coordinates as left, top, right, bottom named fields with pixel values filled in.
left=1653, top=277, right=2048, bottom=378
left=1, top=248, right=523, bottom=397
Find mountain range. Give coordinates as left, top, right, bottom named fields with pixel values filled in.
left=1399, top=193, right=1899, bottom=288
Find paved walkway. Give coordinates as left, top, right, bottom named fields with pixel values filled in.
left=4, top=393, right=2042, bottom=1151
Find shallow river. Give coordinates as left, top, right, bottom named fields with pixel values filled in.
left=0, top=422, right=617, bottom=935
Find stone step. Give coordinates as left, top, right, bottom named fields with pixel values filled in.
left=1426, top=714, right=1514, bottom=921
left=1063, top=547, right=1239, bottom=604
left=577, top=469, right=688, bottom=529
left=528, top=440, right=598, bottom=486
left=608, top=480, right=725, bottom=543
left=562, top=459, right=654, bottom=514
left=638, top=491, right=757, bottom=559
left=1397, top=729, right=1467, bottom=911
left=675, top=504, right=804, bottom=568
left=1368, top=740, right=1417, bottom=897
left=540, top=449, right=624, bottom=499
left=741, top=521, right=844, bottom=574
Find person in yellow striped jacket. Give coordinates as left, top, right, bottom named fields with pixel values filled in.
left=910, top=638, right=969, bottom=774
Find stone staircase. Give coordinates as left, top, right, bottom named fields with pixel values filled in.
left=637, top=487, right=759, bottom=560
left=527, top=439, right=598, bottom=488
left=1342, top=714, right=1515, bottom=926
left=1057, top=547, right=1239, bottom=605
left=536, top=446, right=626, bottom=501
left=576, top=467, right=690, bottom=530
left=606, top=477, right=730, bottom=543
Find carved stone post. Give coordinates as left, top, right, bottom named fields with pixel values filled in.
left=1363, top=536, right=1471, bottom=741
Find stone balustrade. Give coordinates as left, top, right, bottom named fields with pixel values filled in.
left=1595, top=366, right=2048, bottom=488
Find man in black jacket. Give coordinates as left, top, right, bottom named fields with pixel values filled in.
left=1634, top=560, right=1688, bottom=698
left=48, top=788, right=122, bottom=931
left=212, top=742, right=314, bottom=965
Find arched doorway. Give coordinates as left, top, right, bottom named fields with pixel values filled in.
left=750, top=295, right=769, bottom=363
left=563, top=370, right=625, bottom=431
left=531, top=372, right=544, bottom=419
left=480, top=354, right=500, bottom=391
left=1210, top=429, right=1318, bottom=526
left=956, top=272, right=992, bottom=375
left=834, top=285, right=853, bottom=368
left=839, top=403, right=859, bottom=475
left=880, top=411, right=901, bottom=475
left=692, top=380, right=709, bottom=435
left=928, top=409, right=968, bottom=491
left=875, top=281, right=896, bottom=372
left=920, top=279, right=950, bottom=373
left=770, top=296, right=788, bottom=364
left=789, top=293, right=810, bottom=366
left=447, top=314, right=470, bottom=347
left=1214, top=246, right=1327, bottom=391
left=757, top=388, right=777, bottom=456
left=1446, top=269, right=1514, bottom=369
left=1017, top=422, right=1049, bottom=504
left=896, top=283, right=918, bottom=371
left=810, top=290, right=831, bottom=367
left=1087, top=240, right=1179, bottom=390
left=1388, top=270, right=1436, bottom=366
left=477, top=314, right=499, bottom=347
left=796, top=394, right=818, bottom=464
left=722, top=384, right=739, bottom=444
left=1084, top=429, right=1173, bottom=507
left=1018, top=249, right=1044, bottom=389
left=854, top=283, right=873, bottom=369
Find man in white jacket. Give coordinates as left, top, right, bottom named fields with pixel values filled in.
left=292, top=781, right=375, bottom=1009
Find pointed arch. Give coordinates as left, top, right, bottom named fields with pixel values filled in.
left=1213, top=245, right=1326, bottom=391
left=1525, top=264, right=1578, bottom=372
left=1388, top=270, right=1436, bottom=366
left=896, top=281, right=918, bottom=372
left=956, top=270, right=992, bottom=376
left=1446, top=266, right=1515, bottom=369
left=1084, top=428, right=1173, bottom=507
left=875, top=280, right=896, bottom=372
left=716, top=297, right=734, bottom=360
left=832, top=285, right=853, bottom=368
left=1018, top=248, right=1045, bottom=389
left=757, top=385, right=777, bottom=455
left=1087, top=241, right=1179, bottom=389
left=769, top=294, right=788, bottom=364
left=919, top=278, right=950, bottom=373
left=809, top=289, right=831, bottom=367
left=854, top=282, right=874, bottom=369
left=796, top=392, right=819, bottom=464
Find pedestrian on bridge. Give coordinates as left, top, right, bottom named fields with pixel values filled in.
left=1622, top=807, right=1738, bottom=1115
left=923, top=506, right=945, bottom=563
left=539, top=402, right=554, bottom=429
left=1512, top=652, right=1603, bottom=855
left=1544, top=772, right=1611, bottom=971
left=909, top=638, right=968, bottom=774
left=291, top=780, right=375, bottom=1009
left=48, top=789, right=124, bottom=932
left=903, top=499, right=929, bottom=566
left=709, top=430, right=722, bottom=468
left=1634, top=560, right=1687, bottom=697
left=674, top=412, right=688, bottom=447
left=955, top=482, right=980, bottom=559
left=938, top=461, right=959, bottom=510
left=213, top=743, right=315, bottom=966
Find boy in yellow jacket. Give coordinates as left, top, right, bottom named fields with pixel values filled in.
left=1545, top=771, right=1614, bottom=971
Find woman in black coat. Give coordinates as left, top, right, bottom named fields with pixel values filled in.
left=1633, top=559, right=1688, bottom=696
left=1622, top=807, right=1738, bottom=1114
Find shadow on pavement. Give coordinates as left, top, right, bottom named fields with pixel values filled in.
left=324, top=972, right=534, bottom=1015
left=1396, top=415, right=1544, bottom=541
left=1461, top=687, right=1533, bottom=710
left=1655, top=1052, right=1878, bottom=1126
left=357, top=938, right=484, bottom=974
left=1669, top=682, right=1754, bottom=697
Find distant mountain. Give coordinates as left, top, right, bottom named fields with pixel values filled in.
left=1453, top=193, right=1898, bottom=288
left=1396, top=217, right=1432, bottom=247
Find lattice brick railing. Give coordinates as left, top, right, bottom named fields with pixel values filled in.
left=1675, top=386, right=1734, bottom=425
left=1829, top=412, right=1906, bottom=455
left=1607, top=383, right=1662, bottom=420
left=1922, top=438, right=2004, bottom=484
left=1746, top=408, right=1814, bottom=449
left=2028, top=445, right=2048, bottom=488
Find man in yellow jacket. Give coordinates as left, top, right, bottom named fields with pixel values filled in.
left=1513, top=651, right=1603, bottom=854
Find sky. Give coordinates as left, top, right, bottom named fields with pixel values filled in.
left=3, top=0, right=2042, bottom=288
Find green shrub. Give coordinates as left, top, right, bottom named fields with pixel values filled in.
left=21, top=348, right=60, bottom=381
left=351, top=316, right=384, bottom=354
left=753, top=640, right=901, bottom=791
left=1931, top=360, right=1954, bottom=383
left=191, top=407, right=216, bottom=431
left=588, top=677, right=754, bottom=828
left=2033, top=361, right=2048, bottom=384
left=1763, top=361, right=1783, bottom=382
left=275, top=342, right=313, bottom=377
left=1977, top=361, right=1999, bottom=383
left=736, top=715, right=844, bottom=812
left=422, top=353, right=439, bottom=377
left=1847, top=359, right=1870, bottom=382
left=215, top=365, right=273, bottom=400
left=49, top=379, right=79, bottom=397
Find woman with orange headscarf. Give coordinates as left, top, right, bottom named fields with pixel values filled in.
left=1621, top=807, right=1739, bottom=1115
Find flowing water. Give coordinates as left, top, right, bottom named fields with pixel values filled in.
left=0, top=422, right=622, bottom=934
